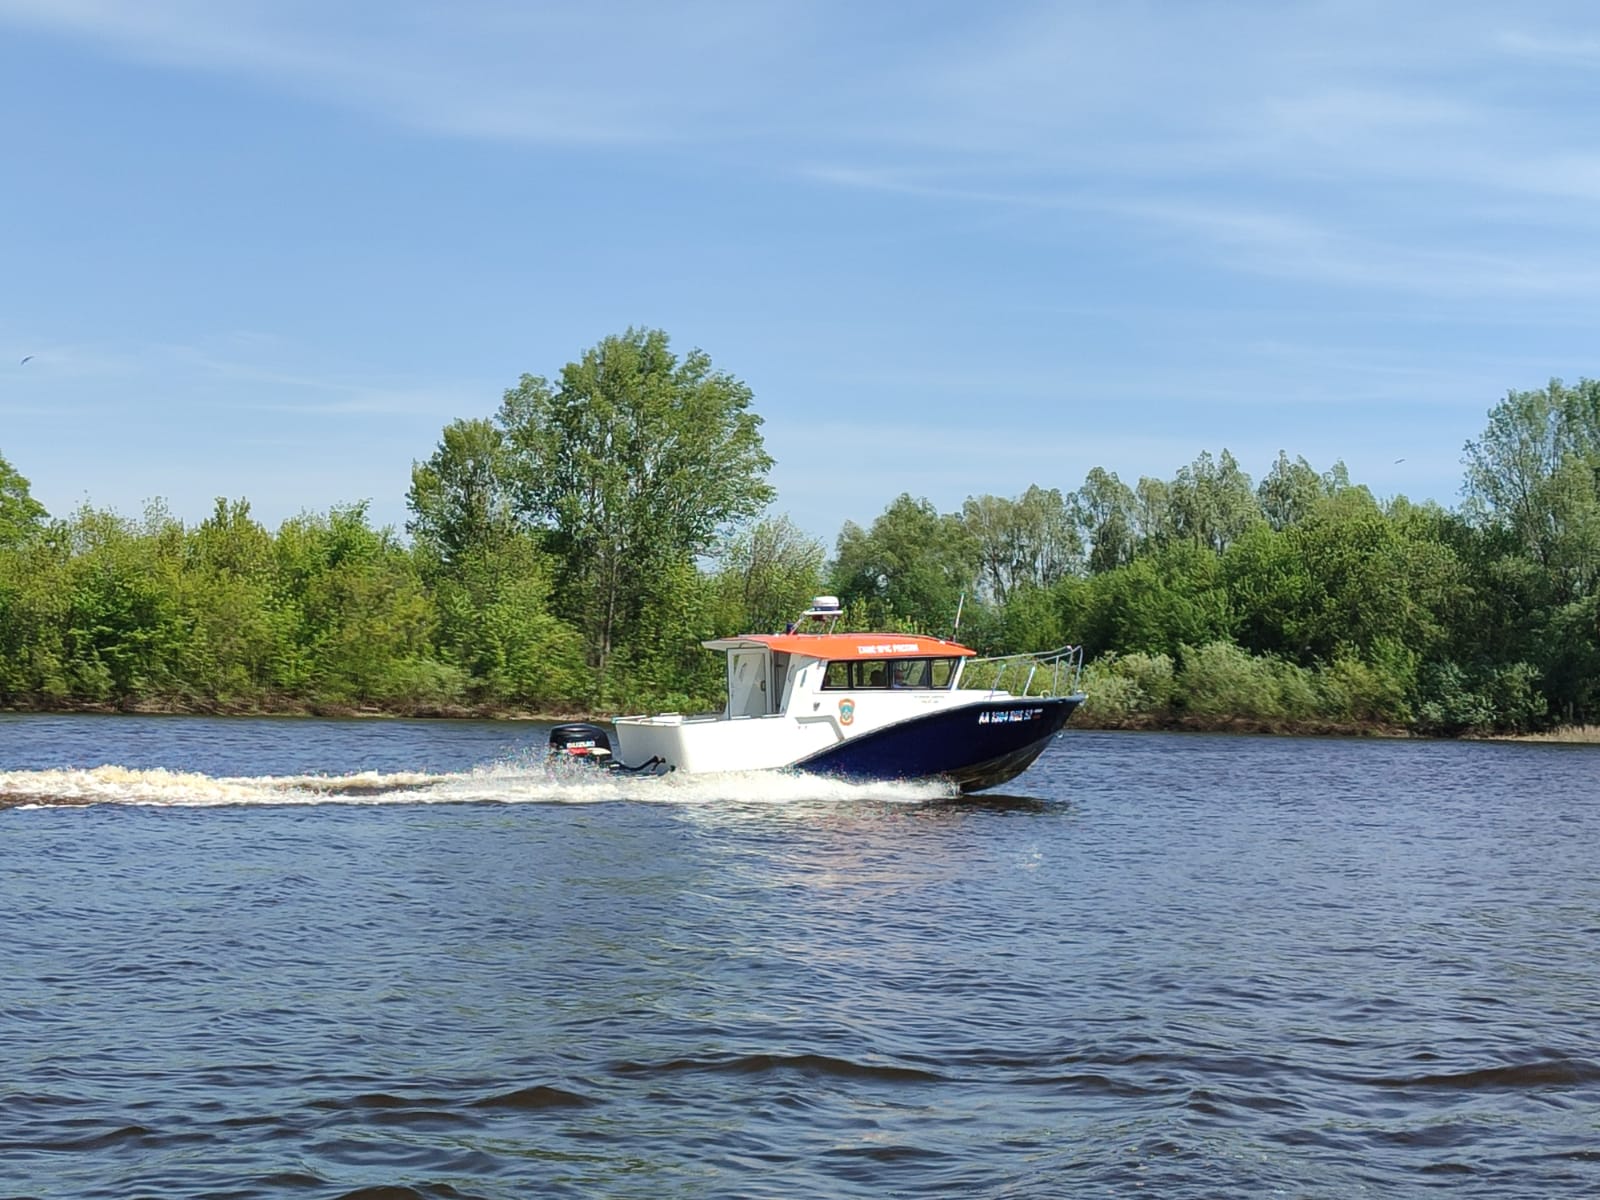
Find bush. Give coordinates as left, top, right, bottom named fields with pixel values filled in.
left=1079, top=651, right=1176, bottom=721
left=1269, top=656, right=1320, bottom=720
left=1177, top=641, right=1287, bottom=719
left=1414, top=659, right=1546, bottom=735
left=1415, top=661, right=1495, bottom=734
left=1487, top=661, right=1548, bottom=732
left=1078, top=664, right=1143, bottom=721
left=1317, top=654, right=1413, bottom=725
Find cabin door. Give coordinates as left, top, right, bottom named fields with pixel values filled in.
left=727, top=649, right=771, bottom=717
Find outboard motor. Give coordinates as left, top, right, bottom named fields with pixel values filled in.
left=547, top=722, right=614, bottom=766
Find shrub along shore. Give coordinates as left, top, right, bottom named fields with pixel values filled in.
left=10, top=690, right=1595, bottom=742
left=4, top=333, right=1599, bottom=739
left=0, top=687, right=1408, bottom=737
left=0, top=640, right=1560, bottom=743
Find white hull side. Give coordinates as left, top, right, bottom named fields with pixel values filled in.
left=612, top=688, right=1008, bottom=775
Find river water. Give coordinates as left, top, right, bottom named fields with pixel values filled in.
left=1, top=714, right=1597, bottom=1198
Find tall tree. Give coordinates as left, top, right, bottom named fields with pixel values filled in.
left=498, top=329, right=774, bottom=696
left=1256, top=453, right=1364, bottom=531
left=0, top=450, right=47, bottom=548
left=1074, top=467, right=1138, bottom=574
left=714, top=514, right=826, bottom=635
left=1460, top=379, right=1600, bottom=722
left=1224, top=490, right=1461, bottom=664
left=1133, top=476, right=1173, bottom=548
left=832, top=494, right=976, bottom=630
left=961, top=485, right=1080, bottom=604
left=1079, top=541, right=1232, bottom=657
left=406, top=418, right=520, bottom=568
left=1463, top=378, right=1600, bottom=603
left=1168, top=449, right=1262, bottom=553
left=272, top=503, right=439, bottom=704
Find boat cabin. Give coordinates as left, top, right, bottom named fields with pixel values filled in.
left=703, top=597, right=975, bottom=719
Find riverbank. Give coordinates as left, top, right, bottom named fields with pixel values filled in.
left=1068, top=712, right=1413, bottom=738
left=12, top=696, right=1600, bottom=743
left=3, top=695, right=1411, bottom=737
left=1489, top=724, right=1600, bottom=744
left=0, top=696, right=592, bottom=723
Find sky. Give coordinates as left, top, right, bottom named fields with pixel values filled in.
left=4, top=1, right=1600, bottom=549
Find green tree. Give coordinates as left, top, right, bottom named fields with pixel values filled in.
left=498, top=329, right=774, bottom=700
left=430, top=532, right=587, bottom=708
left=712, top=514, right=826, bottom=636
left=832, top=494, right=976, bottom=631
left=1133, top=476, right=1173, bottom=548
left=1168, top=449, right=1263, bottom=553
left=178, top=499, right=285, bottom=702
left=1080, top=542, right=1232, bottom=657
left=996, top=579, right=1073, bottom=653
left=1460, top=379, right=1600, bottom=723
left=1256, top=451, right=1354, bottom=531
left=1537, top=592, right=1600, bottom=723
left=961, top=485, right=1081, bottom=605
left=608, top=557, right=722, bottom=711
left=1463, top=378, right=1600, bottom=603
left=1224, top=491, right=1460, bottom=664
left=272, top=504, right=443, bottom=705
left=1074, top=467, right=1138, bottom=574
left=0, top=527, right=72, bottom=699
left=406, top=418, right=520, bottom=568
left=56, top=503, right=190, bottom=699
left=0, top=450, right=47, bottom=548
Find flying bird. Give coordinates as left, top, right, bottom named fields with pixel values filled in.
left=1394, top=458, right=1405, bottom=464
left=19, top=355, right=33, bottom=365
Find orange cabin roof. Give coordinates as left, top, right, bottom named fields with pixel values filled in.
left=703, top=633, right=976, bottom=660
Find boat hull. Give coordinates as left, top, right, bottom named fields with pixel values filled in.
left=790, top=695, right=1084, bottom=792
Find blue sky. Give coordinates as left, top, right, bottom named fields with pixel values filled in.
left=3, top=1, right=1599, bottom=548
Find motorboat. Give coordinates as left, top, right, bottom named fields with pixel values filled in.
left=549, top=597, right=1085, bottom=792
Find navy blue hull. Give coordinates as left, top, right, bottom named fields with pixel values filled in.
left=792, top=695, right=1084, bottom=792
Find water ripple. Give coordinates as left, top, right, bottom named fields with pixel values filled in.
left=4, top=721, right=1600, bottom=1197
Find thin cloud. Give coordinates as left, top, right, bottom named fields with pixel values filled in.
left=1496, top=28, right=1600, bottom=60
left=0, top=335, right=481, bottom=417
left=7, top=1, right=1595, bottom=207
left=0, top=0, right=810, bottom=144
left=167, top=346, right=481, bottom=415
left=791, top=168, right=1600, bottom=299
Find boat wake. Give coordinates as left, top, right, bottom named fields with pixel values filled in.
left=0, top=760, right=960, bottom=810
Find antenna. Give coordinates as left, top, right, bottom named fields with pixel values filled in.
left=952, top=591, right=965, bottom=639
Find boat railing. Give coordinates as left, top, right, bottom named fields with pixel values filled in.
left=961, top=644, right=1085, bottom=698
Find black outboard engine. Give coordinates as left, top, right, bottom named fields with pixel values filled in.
left=547, top=722, right=614, bottom=766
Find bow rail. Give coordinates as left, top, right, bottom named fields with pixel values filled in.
left=959, top=644, right=1085, bottom=698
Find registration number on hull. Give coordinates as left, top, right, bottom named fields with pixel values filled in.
left=978, top=708, right=1045, bottom=725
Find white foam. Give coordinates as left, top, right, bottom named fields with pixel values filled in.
left=0, top=760, right=958, bottom=810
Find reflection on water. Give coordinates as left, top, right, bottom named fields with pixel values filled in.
left=2, top=716, right=1598, bottom=1198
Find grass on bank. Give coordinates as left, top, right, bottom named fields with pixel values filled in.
left=1495, top=725, right=1600, bottom=743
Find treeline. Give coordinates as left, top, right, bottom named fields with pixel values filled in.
left=2, top=329, right=1598, bottom=734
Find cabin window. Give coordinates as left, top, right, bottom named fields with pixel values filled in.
left=822, top=660, right=890, bottom=688
left=817, top=657, right=963, bottom=689
left=889, top=659, right=930, bottom=688
left=855, top=661, right=889, bottom=688
left=880, top=658, right=957, bottom=688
